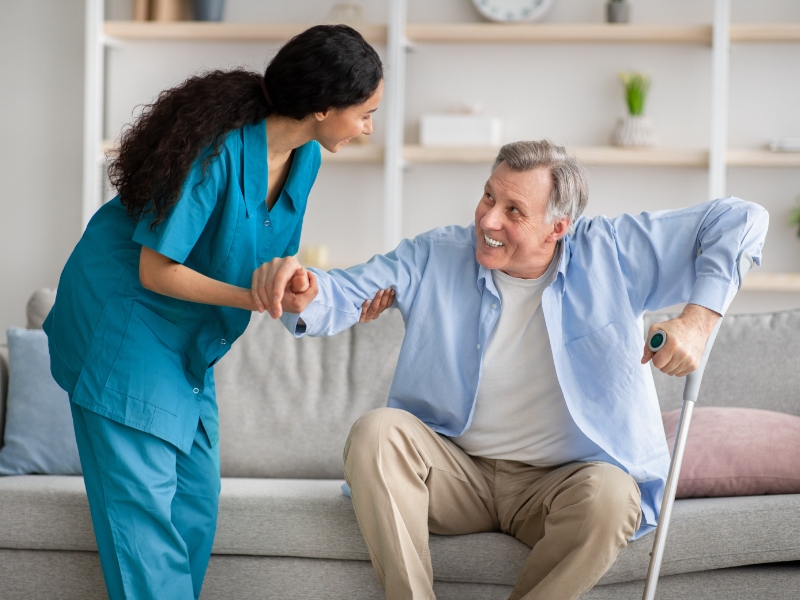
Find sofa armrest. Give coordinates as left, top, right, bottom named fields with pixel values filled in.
left=0, top=345, right=8, bottom=447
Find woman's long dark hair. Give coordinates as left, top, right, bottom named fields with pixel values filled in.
left=109, top=24, right=383, bottom=228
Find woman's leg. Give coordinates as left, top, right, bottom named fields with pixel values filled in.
left=71, top=403, right=196, bottom=600
left=172, top=420, right=221, bottom=599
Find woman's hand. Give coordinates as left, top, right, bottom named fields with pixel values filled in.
left=251, top=257, right=318, bottom=319
left=641, top=304, right=721, bottom=377
left=359, top=288, right=395, bottom=323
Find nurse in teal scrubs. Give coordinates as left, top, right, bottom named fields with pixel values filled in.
left=43, top=25, right=389, bottom=600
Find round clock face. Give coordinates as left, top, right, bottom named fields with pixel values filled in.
left=472, top=0, right=556, bottom=23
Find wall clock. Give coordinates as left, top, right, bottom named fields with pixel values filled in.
left=472, top=0, right=556, bottom=23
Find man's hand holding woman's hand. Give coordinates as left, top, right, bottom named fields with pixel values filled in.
left=250, top=257, right=318, bottom=319
left=641, top=303, right=721, bottom=377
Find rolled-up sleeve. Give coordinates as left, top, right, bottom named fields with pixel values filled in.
left=611, top=197, right=769, bottom=314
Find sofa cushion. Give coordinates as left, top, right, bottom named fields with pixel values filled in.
left=215, top=310, right=404, bottom=479
left=663, top=407, right=800, bottom=498
left=645, top=309, right=800, bottom=415
left=2, top=475, right=798, bottom=587
left=0, top=328, right=81, bottom=475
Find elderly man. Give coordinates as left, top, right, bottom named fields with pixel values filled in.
left=271, top=140, right=768, bottom=600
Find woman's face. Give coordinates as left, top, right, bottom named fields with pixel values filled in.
left=313, top=80, right=384, bottom=152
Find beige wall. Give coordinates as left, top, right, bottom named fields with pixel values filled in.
left=0, top=1, right=84, bottom=343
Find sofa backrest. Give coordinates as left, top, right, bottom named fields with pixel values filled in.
left=216, top=308, right=800, bottom=478
left=215, top=310, right=404, bottom=479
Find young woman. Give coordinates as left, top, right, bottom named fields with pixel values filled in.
left=43, top=25, right=391, bottom=600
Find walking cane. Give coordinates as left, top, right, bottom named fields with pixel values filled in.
left=641, top=252, right=753, bottom=600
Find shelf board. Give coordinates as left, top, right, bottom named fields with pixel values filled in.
left=103, top=21, right=387, bottom=43
left=406, top=23, right=713, bottom=44
left=728, top=149, right=800, bottom=167
left=741, top=272, right=800, bottom=292
left=102, top=22, right=800, bottom=45
left=730, top=23, right=800, bottom=43
left=403, top=145, right=710, bottom=167
left=101, top=140, right=800, bottom=168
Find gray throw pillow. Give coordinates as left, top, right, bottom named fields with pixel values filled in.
left=0, top=327, right=81, bottom=475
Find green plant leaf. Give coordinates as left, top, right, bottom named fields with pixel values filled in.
left=620, top=72, right=651, bottom=116
left=790, top=194, right=800, bottom=238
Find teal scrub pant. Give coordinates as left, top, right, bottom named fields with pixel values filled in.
left=70, top=403, right=220, bottom=600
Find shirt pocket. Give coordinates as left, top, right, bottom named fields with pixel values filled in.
left=566, top=321, right=636, bottom=404
left=105, top=301, right=192, bottom=415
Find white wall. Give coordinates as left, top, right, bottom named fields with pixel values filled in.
left=2, top=0, right=799, bottom=342
left=0, top=1, right=85, bottom=343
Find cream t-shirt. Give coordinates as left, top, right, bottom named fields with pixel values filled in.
left=453, top=257, right=602, bottom=466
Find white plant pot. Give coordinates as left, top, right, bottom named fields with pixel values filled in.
left=612, top=115, right=657, bottom=147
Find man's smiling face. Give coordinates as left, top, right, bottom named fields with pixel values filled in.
left=474, top=161, right=569, bottom=280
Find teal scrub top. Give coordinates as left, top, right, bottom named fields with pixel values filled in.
left=44, top=120, right=321, bottom=453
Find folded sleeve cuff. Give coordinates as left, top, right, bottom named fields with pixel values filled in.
left=688, top=275, right=739, bottom=316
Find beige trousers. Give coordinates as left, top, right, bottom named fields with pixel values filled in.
left=343, top=408, right=642, bottom=600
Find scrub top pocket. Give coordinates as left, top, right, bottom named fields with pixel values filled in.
left=105, top=301, right=192, bottom=415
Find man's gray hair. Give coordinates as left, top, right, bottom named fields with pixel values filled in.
left=492, top=140, right=588, bottom=234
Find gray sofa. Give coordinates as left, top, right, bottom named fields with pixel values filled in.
left=1, top=298, right=799, bottom=599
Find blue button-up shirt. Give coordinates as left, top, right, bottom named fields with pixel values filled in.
left=284, top=197, right=768, bottom=538
left=45, top=120, right=320, bottom=452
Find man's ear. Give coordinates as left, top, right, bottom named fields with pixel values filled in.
left=547, top=218, right=570, bottom=243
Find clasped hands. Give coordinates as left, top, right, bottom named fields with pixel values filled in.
left=641, top=303, right=721, bottom=377
left=249, top=256, right=394, bottom=322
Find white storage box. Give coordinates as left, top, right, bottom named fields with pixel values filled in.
left=420, top=114, right=502, bottom=146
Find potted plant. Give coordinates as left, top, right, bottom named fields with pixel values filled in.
left=790, top=194, right=800, bottom=238
left=612, top=72, right=657, bottom=147
left=607, top=0, right=631, bottom=24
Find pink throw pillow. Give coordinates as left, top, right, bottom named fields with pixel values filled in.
left=662, top=407, right=800, bottom=499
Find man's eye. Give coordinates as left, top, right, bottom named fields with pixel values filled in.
left=509, top=207, right=519, bottom=214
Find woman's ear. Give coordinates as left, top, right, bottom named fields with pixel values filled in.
left=314, top=110, right=330, bottom=122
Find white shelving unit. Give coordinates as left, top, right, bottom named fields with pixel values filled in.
left=83, top=0, right=800, bottom=290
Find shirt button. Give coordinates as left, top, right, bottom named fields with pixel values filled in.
left=193, top=388, right=200, bottom=394
left=477, top=344, right=481, bottom=350
left=491, top=303, right=497, bottom=309
left=264, top=220, right=270, bottom=227
left=221, top=339, right=226, bottom=345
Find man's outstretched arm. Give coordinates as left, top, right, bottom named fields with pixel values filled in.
left=611, top=197, right=768, bottom=376
left=281, top=233, right=432, bottom=338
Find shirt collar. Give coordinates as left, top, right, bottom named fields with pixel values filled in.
left=242, top=120, right=319, bottom=216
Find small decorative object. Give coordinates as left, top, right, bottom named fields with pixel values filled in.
left=301, top=246, right=330, bottom=269
left=768, top=137, right=800, bottom=153
left=134, top=0, right=149, bottom=21
left=326, top=2, right=364, bottom=24
left=789, top=194, right=800, bottom=238
left=152, top=0, right=190, bottom=22
left=420, top=105, right=502, bottom=146
left=193, top=0, right=226, bottom=21
left=606, top=0, right=630, bottom=24
left=612, top=72, right=657, bottom=147
left=471, top=0, right=556, bottom=23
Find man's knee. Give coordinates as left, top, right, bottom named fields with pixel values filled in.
left=575, top=463, right=641, bottom=539
left=343, top=407, right=418, bottom=468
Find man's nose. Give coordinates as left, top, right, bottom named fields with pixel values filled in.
left=481, top=205, right=502, bottom=230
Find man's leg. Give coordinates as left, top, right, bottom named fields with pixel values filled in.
left=172, top=420, right=221, bottom=599
left=71, top=403, right=196, bottom=599
left=343, top=407, right=499, bottom=600
left=497, top=461, right=641, bottom=600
